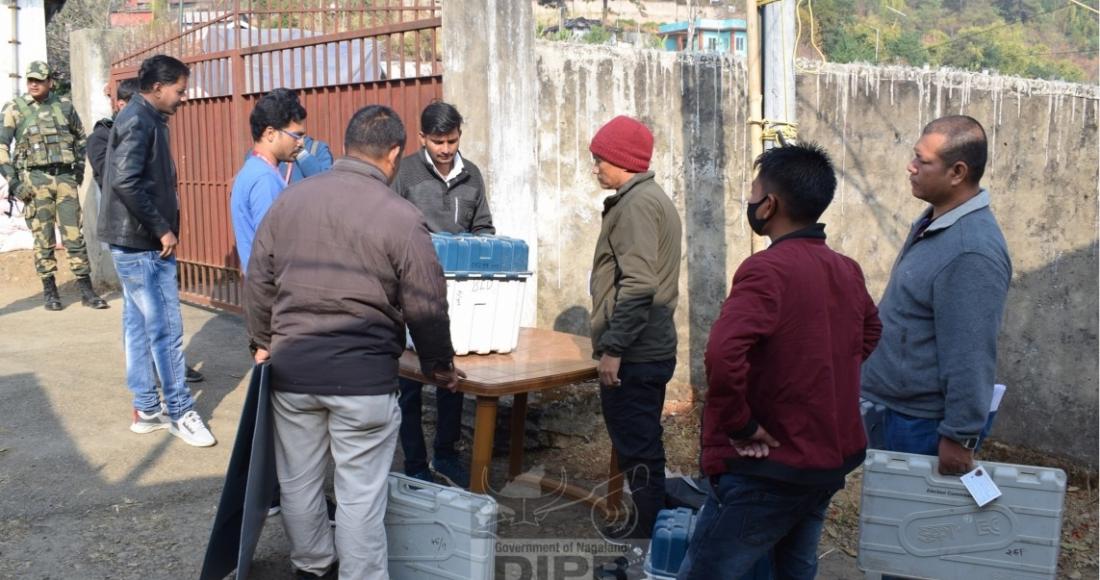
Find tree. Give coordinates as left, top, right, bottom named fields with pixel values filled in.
left=45, top=0, right=112, bottom=82
left=885, top=29, right=929, bottom=66
left=993, top=0, right=1045, bottom=23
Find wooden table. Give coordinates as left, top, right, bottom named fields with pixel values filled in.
left=399, top=327, right=624, bottom=517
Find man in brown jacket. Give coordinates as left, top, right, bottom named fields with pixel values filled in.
left=589, top=115, right=682, bottom=541
left=244, top=104, right=462, bottom=580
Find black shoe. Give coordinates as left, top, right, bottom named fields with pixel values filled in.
left=76, top=276, right=108, bottom=309
left=41, top=277, right=62, bottom=311
left=185, top=366, right=204, bottom=382
left=430, top=456, right=470, bottom=488
left=295, top=561, right=338, bottom=580
left=327, top=496, right=337, bottom=527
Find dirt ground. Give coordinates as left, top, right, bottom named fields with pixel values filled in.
left=0, top=248, right=1095, bottom=579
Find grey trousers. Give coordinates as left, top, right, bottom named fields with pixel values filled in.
left=272, top=390, right=400, bottom=580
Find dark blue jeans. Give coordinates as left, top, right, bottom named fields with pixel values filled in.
left=398, top=377, right=464, bottom=474
left=599, top=358, right=676, bottom=538
left=880, top=408, right=994, bottom=455
left=677, top=473, right=838, bottom=580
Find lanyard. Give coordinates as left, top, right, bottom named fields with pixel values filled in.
left=251, top=149, right=289, bottom=185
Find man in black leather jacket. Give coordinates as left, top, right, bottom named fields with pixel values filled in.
left=90, top=77, right=204, bottom=383
left=98, top=55, right=216, bottom=448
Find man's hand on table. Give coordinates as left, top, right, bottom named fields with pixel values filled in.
left=598, top=353, right=622, bottom=387
left=432, top=365, right=467, bottom=392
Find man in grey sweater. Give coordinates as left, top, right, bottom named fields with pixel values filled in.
left=861, top=115, right=1012, bottom=476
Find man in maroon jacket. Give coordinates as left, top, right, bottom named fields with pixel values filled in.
left=678, top=143, right=881, bottom=580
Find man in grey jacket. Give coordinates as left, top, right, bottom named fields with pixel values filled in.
left=245, top=105, right=463, bottom=580
left=391, top=101, right=492, bottom=488
left=589, top=115, right=682, bottom=540
left=862, top=115, right=1012, bottom=476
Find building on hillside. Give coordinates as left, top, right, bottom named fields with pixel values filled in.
left=658, top=18, right=747, bottom=55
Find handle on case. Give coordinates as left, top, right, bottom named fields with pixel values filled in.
left=393, top=478, right=443, bottom=511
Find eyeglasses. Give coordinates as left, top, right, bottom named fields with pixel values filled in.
left=279, top=129, right=306, bottom=141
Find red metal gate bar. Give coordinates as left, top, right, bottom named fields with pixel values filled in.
left=110, top=0, right=443, bottom=313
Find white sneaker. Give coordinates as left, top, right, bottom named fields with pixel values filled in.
left=170, top=410, right=216, bottom=447
left=131, top=403, right=170, bottom=434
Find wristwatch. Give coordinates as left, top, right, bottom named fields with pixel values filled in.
left=959, top=437, right=980, bottom=450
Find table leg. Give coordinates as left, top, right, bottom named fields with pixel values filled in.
left=470, top=396, right=499, bottom=494
left=508, top=393, right=528, bottom=479
left=606, top=451, right=624, bottom=519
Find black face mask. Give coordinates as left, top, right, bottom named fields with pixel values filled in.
left=746, top=196, right=770, bottom=235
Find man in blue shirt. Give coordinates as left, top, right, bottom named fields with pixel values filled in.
left=231, top=88, right=307, bottom=272
left=280, top=135, right=333, bottom=183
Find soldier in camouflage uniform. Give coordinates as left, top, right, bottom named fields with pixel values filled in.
left=0, top=61, right=107, bottom=310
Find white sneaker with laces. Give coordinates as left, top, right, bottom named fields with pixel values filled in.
left=170, top=410, right=216, bottom=447
left=131, top=403, right=170, bottom=434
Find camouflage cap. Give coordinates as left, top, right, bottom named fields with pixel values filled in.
left=26, top=61, right=51, bottom=81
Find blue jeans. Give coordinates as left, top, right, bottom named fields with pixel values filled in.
left=880, top=408, right=994, bottom=455
left=677, top=473, right=838, bottom=580
left=110, top=247, right=194, bottom=420
left=398, top=377, right=464, bottom=474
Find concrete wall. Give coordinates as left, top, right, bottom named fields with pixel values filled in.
left=797, top=61, right=1100, bottom=463
left=69, top=28, right=122, bottom=288
left=533, top=44, right=752, bottom=405
left=526, top=49, right=1098, bottom=463
left=443, top=0, right=539, bottom=325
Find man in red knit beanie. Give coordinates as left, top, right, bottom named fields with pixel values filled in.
left=588, top=115, right=682, bottom=540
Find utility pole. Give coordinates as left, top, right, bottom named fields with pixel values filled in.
left=747, top=0, right=797, bottom=253
left=762, top=0, right=796, bottom=149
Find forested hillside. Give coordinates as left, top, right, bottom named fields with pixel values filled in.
left=803, top=0, right=1098, bottom=82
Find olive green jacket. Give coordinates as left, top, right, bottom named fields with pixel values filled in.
left=590, top=171, right=682, bottom=362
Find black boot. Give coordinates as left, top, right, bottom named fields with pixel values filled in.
left=42, top=277, right=62, bottom=311
left=76, top=277, right=109, bottom=309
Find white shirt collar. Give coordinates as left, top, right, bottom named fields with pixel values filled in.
left=425, top=149, right=464, bottom=184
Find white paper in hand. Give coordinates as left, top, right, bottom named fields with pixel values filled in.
left=960, top=465, right=1003, bottom=507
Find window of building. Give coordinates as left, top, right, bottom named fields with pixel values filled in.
left=735, top=36, right=746, bottom=54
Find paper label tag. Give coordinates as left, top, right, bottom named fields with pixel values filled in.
left=961, top=465, right=1002, bottom=507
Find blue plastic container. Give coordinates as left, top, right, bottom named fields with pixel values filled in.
left=646, top=507, right=773, bottom=579
left=429, top=233, right=529, bottom=274
left=413, top=233, right=532, bottom=355
left=648, top=507, right=695, bottom=575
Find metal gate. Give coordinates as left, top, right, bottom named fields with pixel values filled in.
left=110, top=0, right=443, bottom=312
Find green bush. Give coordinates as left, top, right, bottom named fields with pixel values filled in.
left=583, top=25, right=613, bottom=45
